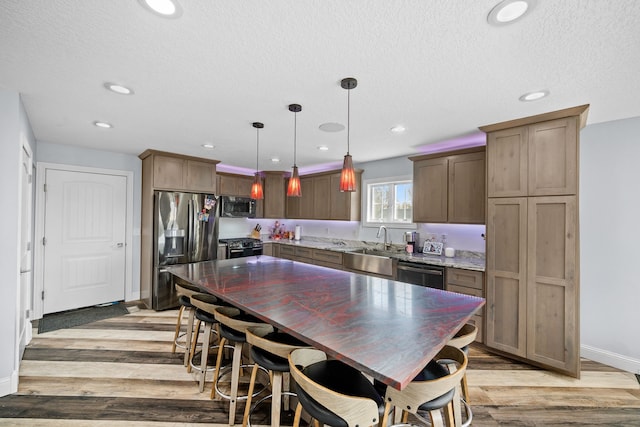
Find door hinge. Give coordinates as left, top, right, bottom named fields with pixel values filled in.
left=41, top=290, right=45, bottom=300
left=43, top=183, right=47, bottom=192
left=42, top=237, right=46, bottom=246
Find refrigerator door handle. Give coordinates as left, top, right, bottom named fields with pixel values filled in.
left=187, top=199, right=194, bottom=260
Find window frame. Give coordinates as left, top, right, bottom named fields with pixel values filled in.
left=362, top=175, right=416, bottom=229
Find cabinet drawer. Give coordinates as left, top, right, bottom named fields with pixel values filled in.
left=295, top=247, right=313, bottom=259
left=312, top=249, right=343, bottom=265
left=447, top=268, right=483, bottom=290
left=447, top=284, right=484, bottom=317
left=279, top=245, right=295, bottom=257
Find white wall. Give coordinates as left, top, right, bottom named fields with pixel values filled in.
left=580, top=116, right=640, bottom=373
left=0, top=90, right=30, bottom=396
left=36, top=142, right=142, bottom=297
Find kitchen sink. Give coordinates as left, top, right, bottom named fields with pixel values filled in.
left=343, top=248, right=395, bottom=276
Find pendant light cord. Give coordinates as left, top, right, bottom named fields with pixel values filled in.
left=347, top=87, right=351, bottom=155
left=293, top=110, right=297, bottom=167
left=255, top=127, right=259, bottom=173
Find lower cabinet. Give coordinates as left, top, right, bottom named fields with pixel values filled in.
left=486, top=196, right=579, bottom=377
left=274, top=245, right=343, bottom=270
left=446, top=268, right=485, bottom=343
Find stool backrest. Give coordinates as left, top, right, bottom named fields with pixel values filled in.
left=383, top=345, right=467, bottom=415
left=447, top=323, right=478, bottom=350
left=288, top=348, right=380, bottom=427
left=190, top=293, right=221, bottom=314
left=175, top=282, right=201, bottom=299
left=214, top=306, right=271, bottom=334
left=246, top=326, right=310, bottom=359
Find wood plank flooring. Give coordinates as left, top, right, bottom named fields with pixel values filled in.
left=1, top=307, right=638, bottom=426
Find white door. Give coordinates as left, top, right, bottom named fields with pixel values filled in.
left=42, top=169, right=127, bottom=314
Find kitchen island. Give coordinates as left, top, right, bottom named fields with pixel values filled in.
left=168, top=256, right=484, bottom=390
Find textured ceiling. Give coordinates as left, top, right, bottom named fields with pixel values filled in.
left=1, top=0, right=639, bottom=174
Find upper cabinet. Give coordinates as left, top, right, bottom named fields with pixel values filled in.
left=260, top=171, right=287, bottom=219
left=486, top=116, right=578, bottom=197
left=140, top=150, right=219, bottom=193
left=286, top=170, right=361, bottom=221
left=410, top=147, right=485, bottom=224
left=217, top=172, right=253, bottom=197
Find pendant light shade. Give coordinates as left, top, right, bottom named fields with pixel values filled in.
left=340, top=77, right=357, bottom=192
left=250, top=122, right=264, bottom=200
left=287, top=103, right=302, bottom=197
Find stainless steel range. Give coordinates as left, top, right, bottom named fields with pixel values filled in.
left=219, top=238, right=263, bottom=259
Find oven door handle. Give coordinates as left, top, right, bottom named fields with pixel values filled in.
left=397, top=265, right=444, bottom=275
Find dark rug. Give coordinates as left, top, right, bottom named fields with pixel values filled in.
left=37, top=302, right=130, bottom=334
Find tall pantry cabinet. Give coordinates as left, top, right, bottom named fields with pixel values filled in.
left=479, top=105, right=589, bottom=378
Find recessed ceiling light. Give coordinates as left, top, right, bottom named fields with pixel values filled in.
left=519, top=90, right=549, bottom=102
left=317, top=145, right=329, bottom=151
left=104, top=82, right=134, bottom=95
left=271, top=157, right=280, bottom=163
left=94, top=121, right=112, bottom=129
left=319, top=122, right=345, bottom=133
left=390, top=125, right=406, bottom=134
left=138, top=0, right=182, bottom=18
left=201, top=143, right=215, bottom=149
left=488, top=0, right=535, bottom=26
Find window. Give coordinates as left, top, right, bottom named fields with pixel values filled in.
left=364, top=177, right=413, bottom=227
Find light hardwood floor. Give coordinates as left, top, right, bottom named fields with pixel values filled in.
left=1, top=307, right=638, bottom=426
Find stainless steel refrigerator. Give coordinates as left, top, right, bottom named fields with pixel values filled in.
left=152, top=191, right=219, bottom=310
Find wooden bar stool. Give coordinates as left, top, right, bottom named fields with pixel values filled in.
left=242, top=326, right=311, bottom=427
left=447, top=322, right=477, bottom=426
left=212, top=306, right=272, bottom=426
left=380, top=345, right=468, bottom=427
left=186, top=293, right=227, bottom=392
left=171, top=282, right=202, bottom=368
left=288, top=348, right=384, bottom=427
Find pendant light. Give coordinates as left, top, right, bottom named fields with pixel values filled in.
left=287, top=103, right=302, bottom=197
left=250, top=122, right=264, bottom=200
left=340, top=77, right=357, bottom=192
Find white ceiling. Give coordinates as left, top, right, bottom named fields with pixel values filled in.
left=1, top=1, right=639, bottom=174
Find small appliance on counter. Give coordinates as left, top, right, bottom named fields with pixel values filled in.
left=403, top=231, right=420, bottom=253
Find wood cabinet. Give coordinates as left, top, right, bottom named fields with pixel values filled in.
left=446, top=268, right=485, bottom=343
left=480, top=104, right=588, bottom=378
left=260, top=171, right=286, bottom=219
left=410, top=148, right=485, bottom=224
left=286, top=170, right=361, bottom=221
left=272, top=244, right=344, bottom=270
left=138, top=150, right=220, bottom=309
left=143, top=150, right=217, bottom=192
left=217, top=172, right=253, bottom=197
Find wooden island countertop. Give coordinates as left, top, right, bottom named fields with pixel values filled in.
left=168, top=256, right=484, bottom=390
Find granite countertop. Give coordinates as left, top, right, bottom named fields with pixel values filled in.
left=263, top=236, right=486, bottom=272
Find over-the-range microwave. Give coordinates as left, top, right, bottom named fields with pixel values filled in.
left=220, top=196, right=256, bottom=218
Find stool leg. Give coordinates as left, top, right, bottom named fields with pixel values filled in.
left=443, top=401, right=455, bottom=427
left=210, top=336, right=227, bottom=400
left=228, top=341, right=244, bottom=426
left=187, top=319, right=201, bottom=373
left=183, top=308, right=196, bottom=367
left=293, top=403, right=303, bottom=427
left=199, top=322, right=213, bottom=392
left=271, top=371, right=283, bottom=427
left=242, top=363, right=260, bottom=427
left=461, top=373, right=470, bottom=404
left=171, top=305, right=185, bottom=353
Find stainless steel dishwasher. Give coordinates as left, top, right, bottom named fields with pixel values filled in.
left=396, top=261, right=445, bottom=289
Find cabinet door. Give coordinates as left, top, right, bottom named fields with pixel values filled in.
left=528, top=117, right=578, bottom=196
left=486, top=197, right=527, bottom=357
left=186, top=160, right=216, bottom=192
left=448, top=152, right=485, bottom=224
left=236, top=176, right=253, bottom=197
left=314, top=175, right=331, bottom=219
left=487, top=127, right=528, bottom=198
left=218, top=175, right=238, bottom=195
left=413, top=157, right=448, bottom=223
left=330, top=173, right=350, bottom=220
left=286, top=180, right=301, bottom=218
left=299, top=177, right=315, bottom=219
left=263, top=172, right=285, bottom=218
left=153, top=155, right=185, bottom=190
left=526, top=196, right=579, bottom=376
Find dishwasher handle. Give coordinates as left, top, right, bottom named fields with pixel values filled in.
left=397, top=264, right=444, bottom=276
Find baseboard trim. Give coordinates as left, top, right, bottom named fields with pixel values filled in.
left=581, top=344, right=640, bottom=375
left=0, top=370, right=19, bottom=397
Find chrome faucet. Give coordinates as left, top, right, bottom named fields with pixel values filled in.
left=376, top=226, right=391, bottom=250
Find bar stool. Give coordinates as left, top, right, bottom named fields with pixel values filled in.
left=242, top=326, right=311, bottom=427
left=186, top=293, right=226, bottom=392
left=447, top=323, right=478, bottom=405
left=171, top=282, right=202, bottom=368
left=380, top=345, right=468, bottom=427
left=212, top=306, right=272, bottom=426
left=288, top=348, right=384, bottom=427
